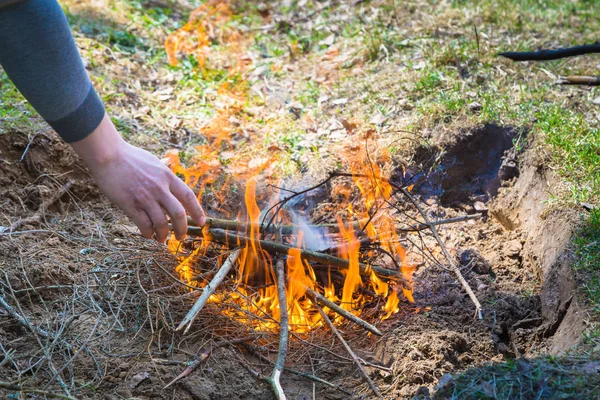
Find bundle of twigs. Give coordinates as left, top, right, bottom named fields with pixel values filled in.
left=168, top=172, right=484, bottom=398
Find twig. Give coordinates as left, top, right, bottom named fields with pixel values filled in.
left=399, top=187, right=482, bottom=319
left=0, top=381, right=76, bottom=400
left=243, top=343, right=353, bottom=396
left=304, top=286, right=382, bottom=336
left=0, top=294, right=52, bottom=338
left=177, top=248, right=241, bottom=333
left=203, top=228, right=406, bottom=282
left=264, top=259, right=288, bottom=400
left=397, top=213, right=482, bottom=232
left=1, top=180, right=74, bottom=234
left=315, top=303, right=381, bottom=397
left=555, top=75, right=600, bottom=86
left=164, top=336, right=255, bottom=389
left=498, top=43, right=600, bottom=61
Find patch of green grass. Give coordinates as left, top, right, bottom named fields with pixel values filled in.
left=0, top=73, right=38, bottom=130
left=414, top=71, right=442, bottom=94
left=434, top=357, right=600, bottom=399
left=297, top=81, right=320, bottom=106
left=538, top=105, right=600, bottom=203
left=573, top=209, right=600, bottom=313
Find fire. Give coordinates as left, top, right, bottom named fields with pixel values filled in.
left=163, top=2, right=415, bottom=333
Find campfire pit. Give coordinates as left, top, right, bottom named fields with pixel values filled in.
left=165, top=168, right=482, bottom=398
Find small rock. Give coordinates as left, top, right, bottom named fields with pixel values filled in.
left=398, top=98, right=414, bottom=110
left=473, top=201, right=488, bottom=212
left=332, top=98, right=348, bottom=105
left=468, top=101, right=482, bottom=112
left=517, top=359, right=533, bottom=374
left=497, top=342, right=512, bottom=356
left=129, top=371, right=150, bottom=389
left=459, top=249, right=491, bottom=275
left=592, top=97, right=600, bottom=105
left=415, top=386, right=430, bottom=397
left=504, top=239, right=523, bottom=258
left=256, top=2, right=269, bottom=12
left=318, top=34, right=336, bottom=47
left=436, top=374, right=454, bottom=390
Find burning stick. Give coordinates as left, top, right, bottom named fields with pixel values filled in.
left=265, top=259, right=289, bottom=400
left=187, top=214, right=481, bottom=236
left=304, top=287, right=382, bottom=336
left=203, top=228, right=407, bottom=283
left=399, top=187, right=483, bottom=319
left=187, top=216, right=369, bottom=234
left=315, top=303, right=382, bottom=397
left=176, top=248, right=241, bottom=333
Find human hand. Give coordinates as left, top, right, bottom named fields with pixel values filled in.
left=70, top=114, right=206, bottom=242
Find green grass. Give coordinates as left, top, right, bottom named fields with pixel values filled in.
left=433, top=357, right=600, bottom=399
left=540, top=106, right=600, bottom=203
left=573, top=210, right=600, bottom=314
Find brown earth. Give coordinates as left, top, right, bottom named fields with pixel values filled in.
left=0, top=122, right=586, bottom=399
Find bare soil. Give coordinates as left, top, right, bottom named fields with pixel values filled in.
left=0, top=120, right=585, bottom=399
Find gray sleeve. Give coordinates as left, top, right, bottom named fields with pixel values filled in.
left=0, top=0, right=105, bottom=143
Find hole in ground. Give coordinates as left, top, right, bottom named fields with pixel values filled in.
left=411, top=123, right=524, bottom=209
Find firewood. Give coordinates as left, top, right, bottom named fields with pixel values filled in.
left=177, top=248, right=242, bottom=333
left=204, top=228, right=407, bottom=283
left=186, top=216, right=369, bottom=234
left=305, top=286, right=382, bottom=336
left=315, top=303, right=382, bottom=397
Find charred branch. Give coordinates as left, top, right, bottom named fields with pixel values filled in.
left=203, top=228, right=407, bottom=282
left=499, top=43, right=600, bottom=61
left=265, top=259, right=289, bottom=400
left=305, top=286, right=382, bottom=336
left=186, top=213, right=481, bottom=236
left=556, top=75, right=600, bottom=86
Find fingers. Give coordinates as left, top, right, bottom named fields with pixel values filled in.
left=128, top=209, right=154, bottom=239
left=160, top=192, right=188, bottom=240
left=170, top=177, right=206, bottom=226
left=145, top=201, right=170, bottom=243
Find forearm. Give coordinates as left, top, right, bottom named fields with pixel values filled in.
left=0, top=0, right=105, bottom=143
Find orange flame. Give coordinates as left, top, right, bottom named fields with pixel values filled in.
left=164, top=3, right=415, bottom=333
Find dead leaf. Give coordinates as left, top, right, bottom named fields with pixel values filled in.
left=480, top=380, right=496, bottom=397
left=318, top=34, right=336, bottom=47
left=129, top=371, right=150, bottom=389
left=220, top=151, right=235, bottom=161
left=168, top=117, right=182, bottom=129
left=248, top=157, right=269, bottom=169
left=332, top=98, right=348, bottom=105
left=369, top=112, right=387, bottom=125
left=133, top=106, right=150, bottom=119
left=341, top=118, right=358, bottom=133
